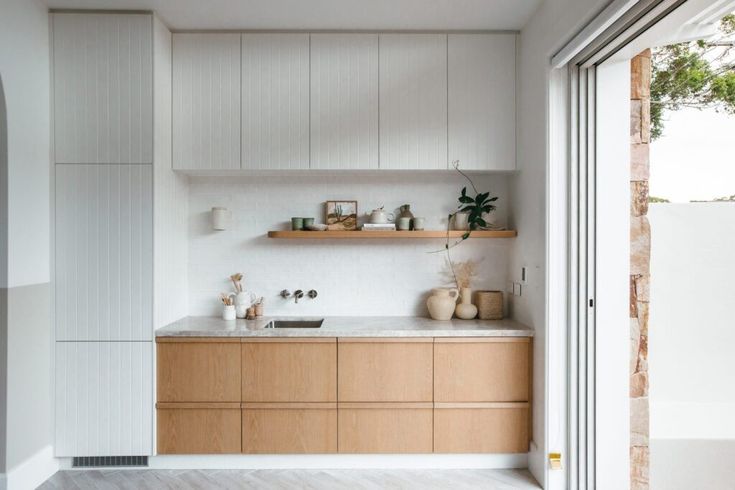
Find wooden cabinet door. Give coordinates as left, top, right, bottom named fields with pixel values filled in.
left=173, top=33, right=241, bottom=170
left=434, top=403, right=529, bottom=453
left=242, top=34, right=310, bottom=170
left=379, top=34, right=447, bottom=169
left=448, top=34, right=516, bottom=170
left=157, top=403, right=241, bottom=454
left=338, top=403, right=433, bottom=453
left=242, top=403, right=337, bottom=454
left=52, top=13, right=153, bottom=164
left=310, top=34, right=379, bottom=169
left=338, top=339, right=433, bottom=402
left=157, top=339, right=241, bottom=402
left=242, top=339, right=337, bottom=402
left=434, top=338, right=530, bottom=402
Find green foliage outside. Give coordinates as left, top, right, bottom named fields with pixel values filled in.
left=651, top=14, right=735, bottom=140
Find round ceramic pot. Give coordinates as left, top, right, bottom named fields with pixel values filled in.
left=455, top=287, right=478, bottom=320
left=427, top=288, right=459, bottom=320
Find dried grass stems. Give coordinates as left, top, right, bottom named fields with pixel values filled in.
left=442, top=258, right=482, bottom=290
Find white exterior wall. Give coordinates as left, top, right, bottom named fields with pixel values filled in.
left=649, top=203, right=735, bottom=439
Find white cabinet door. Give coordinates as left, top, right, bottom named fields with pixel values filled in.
left=379, top=34, right=447, bottom=170
left=55, top=165, right=153, bottom=341
left=310, top=34, right=379, bottom=170
left=448, top=34, right=516, bottom=171
left=242, top=34, right=309, bottom=170
left=173, top=33, right=240, bottom=170
left=52, top=13, right=153, bottom=164
left=55, top=341, right=153, bottom=456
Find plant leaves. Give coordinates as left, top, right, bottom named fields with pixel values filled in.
left=462, top=232, right=471, bottom=240
left=482, top=205, right=496, bottom=213
left=459, top=195, right=474, bottom=203
left=488, top=197, right=498, bottom=202
left=461, top=187, right=467, bottom=197
left=476, top=218, right=487, bottom=228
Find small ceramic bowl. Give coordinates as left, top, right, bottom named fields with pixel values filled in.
left=306, top=223, right=328, bottom=231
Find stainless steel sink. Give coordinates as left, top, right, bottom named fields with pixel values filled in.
left=265, top=319, right=324, bottom=329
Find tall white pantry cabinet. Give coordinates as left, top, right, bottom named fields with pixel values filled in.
left=52, top=12, right=164, bottom=457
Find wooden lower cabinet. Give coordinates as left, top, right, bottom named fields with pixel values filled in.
left=434, top=338, right=530, bottom=402
left=157, top=403, right=241, bottom=454
left=242, top=338, right=336, bottom=402
left=242, top=403, right=337, bottom=454
left=433, top=404, right=529, bottom=453
left=338, top=403, right=433, bottom=453
left=338, top=339, right=433, bottom=402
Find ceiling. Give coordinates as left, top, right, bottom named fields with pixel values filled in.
left=42, top=0, right=542, bottom=30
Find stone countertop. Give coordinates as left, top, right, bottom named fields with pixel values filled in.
left=155, top=316, right=534, bottom=338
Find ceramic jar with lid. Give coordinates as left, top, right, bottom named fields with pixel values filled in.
left=397, top=204, right=415, bottom=230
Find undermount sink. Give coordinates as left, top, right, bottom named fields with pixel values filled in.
left=265, top=319, right=324, bottom=329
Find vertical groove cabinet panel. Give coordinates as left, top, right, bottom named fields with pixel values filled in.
left=55, top=165, right=153, bottom=341
left=338, top=404, right=433, bottom=453
left=242, top=404, right=337, bottom=454
left=157, top=405, right=241, bottom=454
left=157, top=339, right=241, bottom=402
left=448, top=34, right=516, bottom=170
left=379, top=34, right=447, bottom=169
left=55, top=341, right=153, bottom=456
left=242, top=339, right=336, bottom=402
left=173, top=33, right=241, bottom=170
left=310, top=34, right=379, bottom=169
left=242, top=34, right=309, bottom=169
left=434, top=338, right=530, bottom=402
left=52, top=13, right=153, bottom=164
left=434, top=406, right=529, bottom=453
left=337, top=339, right=433, bottom=402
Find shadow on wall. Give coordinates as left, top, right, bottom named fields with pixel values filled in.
left=0, top=73, right=9, bottom=474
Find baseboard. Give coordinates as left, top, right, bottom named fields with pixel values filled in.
left=146, top=453, right=528, bottom=470
left=5, top=445, right=59, bottom=490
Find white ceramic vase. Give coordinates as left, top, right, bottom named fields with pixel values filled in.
left=235, top=291, right=255, bottom=319
left=222, top=304, right=236, bottom=321
left=427, top=288, right=459, bottom=320
left=455, top=288, right=478, bottom=320
left=453, top=212, right=470, bottom=230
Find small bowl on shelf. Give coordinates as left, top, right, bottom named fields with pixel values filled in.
left=305, top=223, right=328, bottom=231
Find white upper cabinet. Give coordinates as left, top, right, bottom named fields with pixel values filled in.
left=52, top=13, right=153, bottom=164
left=310, top=34, right=379, bottom=170
left=242, top=34, right=309, bottom=170
left=379, top=34, right=448, bottom=170
left=448, top=34, right=516, bottom=171
left=173, top=33, right=241, bottom=170
left=55, top=165, right=153, bottom=341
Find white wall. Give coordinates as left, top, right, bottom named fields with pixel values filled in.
left=187, top=173, right=512, bottom=317
left=0, top=0, right=56, bottom=487
left=513, top=0, right=610, bottom=484
left=0, top=0, right=51, bottom=289
left=649, top=203, right=735, bottom=439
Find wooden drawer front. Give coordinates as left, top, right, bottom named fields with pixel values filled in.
left=242, top=403, right=337, bottom=454
left=157, top=405, right=241, bottom=454
left=434, top=339, right=530, bottom=402
left=157, top=340, right=241, bottom=402
left=338, top=403, right=433, bottom=453
left=242, top=339, right=337, bottom=402
left=434, top=405, right=529, bottom=453
left=338, top=339, right=433, bottom=402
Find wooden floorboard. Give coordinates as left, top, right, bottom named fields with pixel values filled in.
left=39, top=469, right=541, bottom=490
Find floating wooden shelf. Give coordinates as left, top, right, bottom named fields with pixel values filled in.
left=267, top=230, right=517, bottom=239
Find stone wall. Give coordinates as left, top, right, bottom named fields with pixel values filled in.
left=630, top=49, right=651, bottom=490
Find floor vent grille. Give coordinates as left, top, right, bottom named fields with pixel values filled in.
left=72, top=456, right=148, bottom=468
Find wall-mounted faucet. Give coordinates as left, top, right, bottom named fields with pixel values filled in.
left=280, top=289, right=318, bottom=303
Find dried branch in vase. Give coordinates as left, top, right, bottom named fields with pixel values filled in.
left=442, top=258, right=482, bottom=290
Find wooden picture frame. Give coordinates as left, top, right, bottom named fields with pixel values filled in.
left=325, top=201, right=358, bottom=231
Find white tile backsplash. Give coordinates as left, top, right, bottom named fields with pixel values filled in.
left=188, top=172, right=513, bottom=317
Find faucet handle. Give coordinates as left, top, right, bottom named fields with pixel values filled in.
left=294, top=289, right=304, bottom=298
left=307, top=289, right=318, bottom=299
left=280, top=289, right=291, bottom=299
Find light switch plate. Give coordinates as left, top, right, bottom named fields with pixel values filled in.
left=506, top=281, right=514, bottom=294
left=513, top=282, right=522, bottom=296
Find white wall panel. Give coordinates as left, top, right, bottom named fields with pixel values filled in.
left=242, top=34, right=309, bottom=170
left=55, top=165, right=153, bottom=341
left=52, top=13, right=153, bottom=164
left=310, top=34, right=379, bottom=169
left=55, top=341, right=153, bottom=456
left=173, top=33, right=241, bottom=170
left=448, top=34, right=516, bottom=171
left=379, top=34, right=447, bottom=169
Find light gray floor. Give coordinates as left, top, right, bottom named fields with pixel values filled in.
left=651, top=439, right=735, bottom=490
left=38, top=468, right=541, bottom=489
